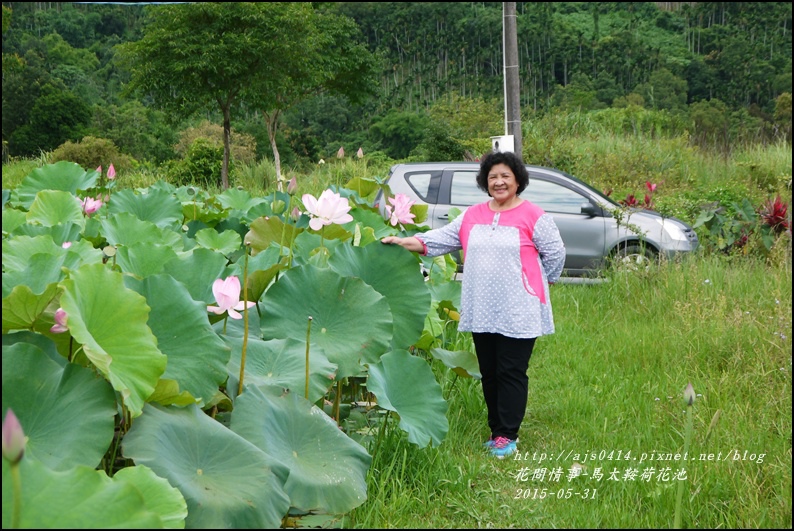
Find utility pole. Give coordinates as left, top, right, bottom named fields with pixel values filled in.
left=503, top=2, right=522, bottom=159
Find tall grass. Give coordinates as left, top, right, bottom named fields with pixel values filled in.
left=350, top=255, right=792, bottom=528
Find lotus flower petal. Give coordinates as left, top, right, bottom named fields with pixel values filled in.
left=302, top=190, right=353, bottom=230
left=50, top=307, right=69, bottom=333
left=207, top=276, right=253, bottom=319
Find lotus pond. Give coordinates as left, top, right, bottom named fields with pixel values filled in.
left=2, top=161, right=474, bottom=528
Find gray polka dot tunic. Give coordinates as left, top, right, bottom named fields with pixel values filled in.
left=416, top=200, right=566, bottom=339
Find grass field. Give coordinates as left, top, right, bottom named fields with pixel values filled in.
left=349, top=255, right=792, bottom=528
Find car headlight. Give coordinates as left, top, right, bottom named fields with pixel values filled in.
left=656, top=218, right=689, bottom=241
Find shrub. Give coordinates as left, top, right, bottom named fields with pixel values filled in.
left=175, top=121, right=257, bottom=165
left=50, top=136, right=136, bottom=173
left=167, top=137, right=229, bottom=188
left=411, top=120, right=466, bottom=161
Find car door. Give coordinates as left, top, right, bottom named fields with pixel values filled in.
left=523, top=175, right=607, bottom=274
left=433, top=168, right=481, bottom=228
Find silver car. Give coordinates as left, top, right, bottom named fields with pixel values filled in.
left=376, top=162, right=699, bottom=276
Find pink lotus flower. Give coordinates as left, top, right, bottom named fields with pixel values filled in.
left=385, top=193, right=416, bottom=226
left=50, top=308, right=68, bottom=333
left=207, top=276, right=256, bottom=320
left=302, top=190, right=353, bottom=231
left=337, top=146, right=345, bottom=158
left=62, top=242, right=72, bottom=249
left=2, top=409, right=26, bottom=464
left=356, top=147, right=364, bottom=159
left=107, top=163, right=116, bottom=180
left=96, top=165, right=102, bottom=174
left=80, top=197, right=103, bottom=215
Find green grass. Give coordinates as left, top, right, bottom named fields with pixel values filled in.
left=349, top=255, right=792, bottom=528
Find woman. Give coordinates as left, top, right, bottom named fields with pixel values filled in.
left=381, top=150, right=566, bottom=458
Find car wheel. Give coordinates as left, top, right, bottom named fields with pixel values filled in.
left=610, top=243, right=657, bottom=272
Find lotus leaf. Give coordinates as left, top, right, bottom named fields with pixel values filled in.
left=231, top=385, right=371, bottom=514
left=1, top=459, right=163, bottom=528
left=261, top=264, right=392, bottom=379
left=366, top=349, right=449, bottom=448
left=2, top=342, right=116, bottom=471
left=122, top=403, right=290, bottom=529
left=59, top=263, right=166, bottom=417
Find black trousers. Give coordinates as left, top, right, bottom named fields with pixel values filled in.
left=472, top=332, right=536, bottom=441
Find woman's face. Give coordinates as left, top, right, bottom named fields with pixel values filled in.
left=487, top=163, right=519, bottom=201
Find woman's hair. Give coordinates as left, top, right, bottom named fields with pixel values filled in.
left=475, top=150, right=529, bottom=196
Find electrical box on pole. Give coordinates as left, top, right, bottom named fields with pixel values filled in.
left=490, top=135, right=515, bottom=153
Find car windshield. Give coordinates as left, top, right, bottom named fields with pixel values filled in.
left=449, top=167, right=621, bottom=212
left=546, top=168, right=621, bottom=208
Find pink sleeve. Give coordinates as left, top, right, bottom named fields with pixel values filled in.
left=414, top=236, right=429, bottom=255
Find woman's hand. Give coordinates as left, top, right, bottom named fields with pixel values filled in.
left=381, top=236, right=424, bottom=253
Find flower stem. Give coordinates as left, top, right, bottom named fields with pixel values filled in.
left=238, top=247, right=250, bottom=397
left=278, top=196, right=292, bottom=263
left=287, top=223, right=298, bottom=268
left=11, top=461, right=22, bottom=528
left=304, top=316, right=313, bottom=400
left=674, top=405, right=694, bottom=528
left=332, top=379, right=342, bottom=424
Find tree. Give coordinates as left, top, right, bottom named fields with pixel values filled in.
left=244, top=6, right=378, bottom=189
left=9, top=82, right=91, bottom=155
left=118, top=2, right=377, bottom=190
left=368, top=109, right=430, bottom=159
left=633, top=68, right=688, bottom=112
left=116, top=3, right=299, bottom=189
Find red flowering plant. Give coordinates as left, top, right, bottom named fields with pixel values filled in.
left=618, top=181, right=658, bottom=210
left=619, top=193, right=639, bottom=208
left=760, top=195, right=790, bottom=234
left=758, top=194, right=791, bottom=249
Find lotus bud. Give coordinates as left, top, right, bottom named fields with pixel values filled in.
left=107, top=163, right=116, bottom=180
left=271, top=199, right=286, bottom=215
left=356, top=147, right=364, bottom=159
left=2, top=409, right=26, bottom=464
left=683, top=382, right=696, bottom=407
left=287, top=177, right=298, bottom=196
left=96, top=165, right=102, bottom=174
left=50, top=308, right=69, bottom=334
left=291, top=206, right=301, bottom=222
left=337, top=146, right=345, bottom=158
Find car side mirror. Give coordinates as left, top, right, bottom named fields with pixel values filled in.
left=581, top=202, right=602, bottom=217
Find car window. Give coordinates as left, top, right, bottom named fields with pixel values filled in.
left=405, top=172, right=434, bottom=201
left=525, top=179, right=588, bottom=214
left=450, top=171, right=485, bottom=206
